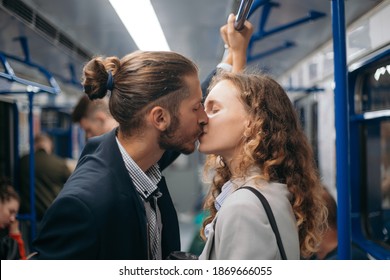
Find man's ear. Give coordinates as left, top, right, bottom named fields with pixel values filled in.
left=148, top=106, right=171, bottom=131
left=93, top=111, right=107, bottom=124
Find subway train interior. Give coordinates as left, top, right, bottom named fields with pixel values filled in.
left=0, top=0, right=389, bottom=259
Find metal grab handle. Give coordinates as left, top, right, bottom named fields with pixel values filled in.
left=234, top=0, right=254, bottom=31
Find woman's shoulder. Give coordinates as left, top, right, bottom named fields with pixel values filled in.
left=220, top=181, right=291, bottom=216
left=233, top=180, right=288, bottom=199
left=217, top=186, right=266, bottom=218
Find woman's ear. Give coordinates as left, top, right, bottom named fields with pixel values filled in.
left=243, top=118, right=252, bottom=138
left=148, top=106, right=171, bottom=131
left=244, top=118, right=252, bottom=129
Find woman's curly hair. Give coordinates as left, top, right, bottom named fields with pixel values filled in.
left=201, top=72, right=327, bottom=258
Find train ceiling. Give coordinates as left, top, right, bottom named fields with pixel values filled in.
left=0, top=0, right=384, bottom=95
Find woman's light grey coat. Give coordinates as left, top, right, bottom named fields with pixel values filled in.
left=199, top=180, right=300, bottom=260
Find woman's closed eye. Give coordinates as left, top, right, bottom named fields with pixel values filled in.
left=211, top=107, right=219, bottom=114
left=206, top=106, right=220, bottom=115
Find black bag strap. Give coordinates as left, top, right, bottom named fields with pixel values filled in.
left=240, top=186, right=288, bottom=260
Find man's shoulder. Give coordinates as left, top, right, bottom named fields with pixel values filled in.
left=77, top=131, right=114, bottom=163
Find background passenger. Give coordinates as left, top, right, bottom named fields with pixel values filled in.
left=313, top=187, right=368, bottom=260
left=19, top=133, right=71, bottom=221
left=71, top=95, right=118, bottom=138
left=0, top=177, right=26, bottom=260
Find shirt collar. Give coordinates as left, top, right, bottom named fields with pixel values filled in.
left=115, top=137, right=161, bottom=200
left=214, top=168, right=262, bottom=211
left=214, top=180, right=234, bottom=211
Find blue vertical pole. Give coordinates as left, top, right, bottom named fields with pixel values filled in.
left=331, top=0, right=351, bottom=259
left=28, top=91, right=37, bottom=241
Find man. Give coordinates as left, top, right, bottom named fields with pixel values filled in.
left=32, top=51, right=207, bottom=260
left=19, top=133, right=71, bottom=221
left=71, top=95, right=118, bottom=138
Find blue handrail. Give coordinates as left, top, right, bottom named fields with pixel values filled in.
left=331, top=0, right=351, bottom=260
left=284, top=86, right=325, bottom=94
left=246, top=0, right=326, bottom=63
left=0, top=37, right=61, bottom=242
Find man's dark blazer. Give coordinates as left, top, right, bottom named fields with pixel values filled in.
left=32, top=129, right=180, bottom=259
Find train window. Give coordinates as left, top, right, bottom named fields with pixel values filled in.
left=380, top=121, right=390, bottom=209
left=361, top=120, right=390, bottom=246
left=354, top=56, right=390, bottom=114
left=350, top=50, right=390, bottom=257
left=40, top=107, right=73, bottom=158
left=299, top=106, right=306, bottom=130
left=311, top=102, right=319, bottom=165
left=41, top=108, right=71, bottom=130
left=294, top=96, right=319, bottom=167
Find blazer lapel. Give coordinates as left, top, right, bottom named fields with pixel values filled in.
left=101, top=129, right=148, bottom=252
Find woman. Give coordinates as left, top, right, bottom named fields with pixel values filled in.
left=0, top=177, right=26, bottom=260
left=198, top=72, right=327, bottom=259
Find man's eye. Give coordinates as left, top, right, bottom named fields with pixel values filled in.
left=193, top=103, right=203, bottom=111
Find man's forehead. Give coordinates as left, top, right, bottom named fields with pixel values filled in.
left=186, top=76, right=202, bottom=97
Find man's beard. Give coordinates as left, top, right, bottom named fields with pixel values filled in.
left=158, top=115, right=197, bottom=155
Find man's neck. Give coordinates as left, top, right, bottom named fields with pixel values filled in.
left=117, top=130, right=164, bottom=172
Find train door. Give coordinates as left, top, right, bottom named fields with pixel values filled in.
left=0, top=98, right=18, bottom=183
left=349, top=48, right=390, bottom=259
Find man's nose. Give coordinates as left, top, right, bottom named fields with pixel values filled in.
left=199, top=109, right=208, bottom=125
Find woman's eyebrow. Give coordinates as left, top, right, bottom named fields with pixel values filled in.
left=206, top=98, right=221, bottom=106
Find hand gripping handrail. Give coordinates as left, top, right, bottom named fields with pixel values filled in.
left=234, top=0, right=254, bottom=31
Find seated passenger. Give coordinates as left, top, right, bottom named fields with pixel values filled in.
left=0, top=177, right=26, bottom=260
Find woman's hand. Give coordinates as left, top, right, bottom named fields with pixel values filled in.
left=220, top=13, right=254, bottom=72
